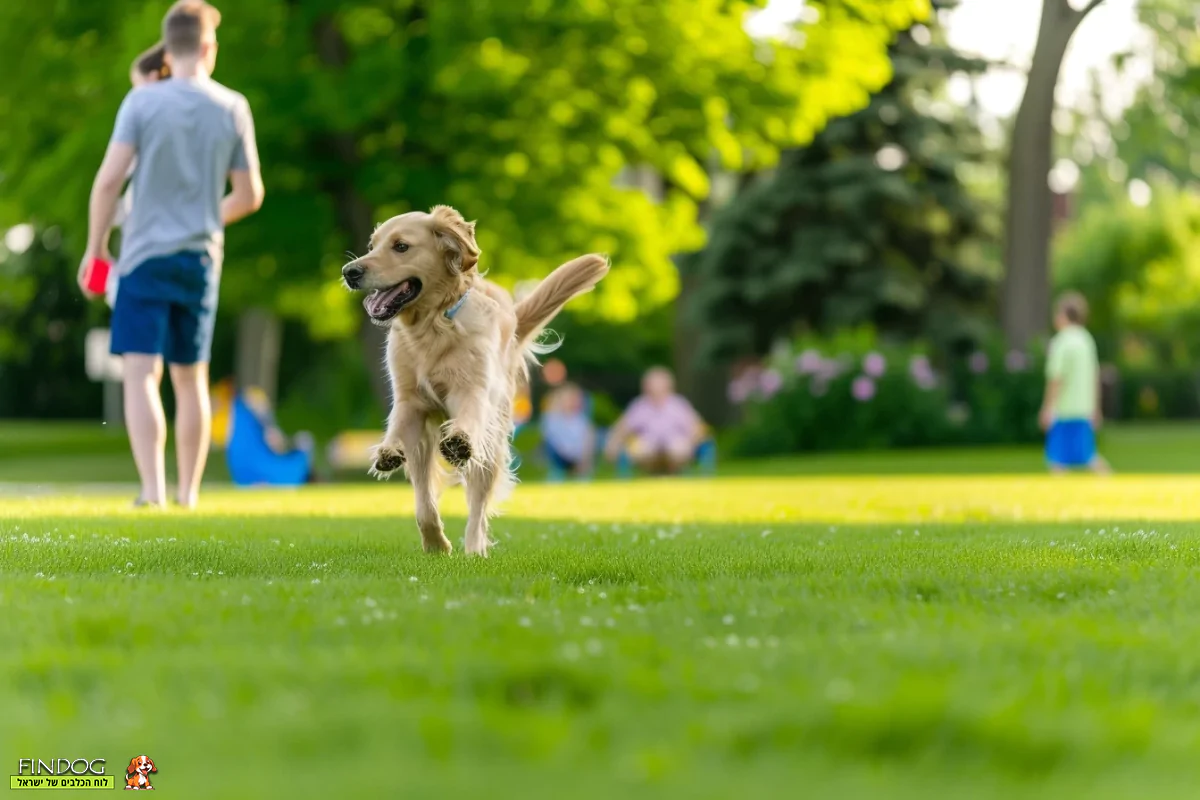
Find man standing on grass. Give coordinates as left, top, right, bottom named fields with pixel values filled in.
left=1039, top=292, right=1111, bottom=474
left=79, top=0, right=263, bottom=507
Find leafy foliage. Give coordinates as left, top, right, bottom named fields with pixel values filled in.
left=680, top=0, right=991, bottom=365
left=1054, top=182, right=1200, bottom=365
left=0, top=0, right=927, bottom=338
left=0, top=229, right=105, bottom=418
left=1111, top=0, right=1200, bottom=184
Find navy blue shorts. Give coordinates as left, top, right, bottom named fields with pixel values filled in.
left=1045, top=419, right=1096, bottom=468
left=110, top=251, right=219, bottom=365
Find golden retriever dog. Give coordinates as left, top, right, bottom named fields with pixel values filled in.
left=341, top=205, right=608, bottom=556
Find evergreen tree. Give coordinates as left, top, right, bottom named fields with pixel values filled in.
left=682, top=0, right=993, bottom=366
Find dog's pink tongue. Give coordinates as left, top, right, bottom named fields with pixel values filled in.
left=364, top=281, right=410, bottom=317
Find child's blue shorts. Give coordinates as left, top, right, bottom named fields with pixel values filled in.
left=110, top=251, right=219, bottom=365
left=1046, top=419, right=1096, bottom=468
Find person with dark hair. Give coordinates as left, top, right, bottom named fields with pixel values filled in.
left=1040, top=291, right=1110, bottom=474
left=131, top=41, right=170, bottom=85
left=104, top=43, right=172, bottom=307
left=80, top=0, right=264, bottom=508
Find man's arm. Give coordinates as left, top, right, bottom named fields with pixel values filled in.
left=79, top=142, right=136, bottom=295
left=221, top=169, right=264, bottom=225
left=222, top=97, right=264, bottom=225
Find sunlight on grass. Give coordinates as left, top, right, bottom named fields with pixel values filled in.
left=4, top=475, right=1200, bottom=524
left=6, top=474, right=1200, bottom=797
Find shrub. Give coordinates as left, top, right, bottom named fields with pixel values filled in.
left=727, top=330, right=1046, bottom=456
left=1115, top=368, right=1200, bottom=420
left=947, top=338, right=1046, bottom=445
left=726, top=331, right=953, bottom=456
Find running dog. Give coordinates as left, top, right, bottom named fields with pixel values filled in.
left=342, top=205, right=607, bottom=556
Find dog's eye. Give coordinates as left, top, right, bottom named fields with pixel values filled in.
left=393, top=241, right=409, bottom=253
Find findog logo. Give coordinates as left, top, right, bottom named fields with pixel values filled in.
left=11, top=758, right=113, bottom=790
left=124, top=755, right=157, bottom=791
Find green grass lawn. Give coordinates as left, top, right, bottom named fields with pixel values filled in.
left=4, top=477, right=1200, bottom=798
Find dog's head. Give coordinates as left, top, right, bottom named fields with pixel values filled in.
left=342, top=205, right=479, bottom=325
left=127, top=755, right=156, bottom=776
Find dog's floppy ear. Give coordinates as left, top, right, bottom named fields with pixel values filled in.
left=146, top=758, right=156, bottom=774
left=126, top=758, right=139, bottom=775
left=429, top=205, right=479, bottom=274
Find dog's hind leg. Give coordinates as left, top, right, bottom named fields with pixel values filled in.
left=396, top=406, right=451, bottom=554
left=462, top=426, right=516, bottom=557
left=462, top=461, right=495, bottom=557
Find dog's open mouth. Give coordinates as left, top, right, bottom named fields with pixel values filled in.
left=363, top=279, right=422, bottom=322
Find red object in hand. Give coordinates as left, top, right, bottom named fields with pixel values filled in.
left=85, top=257, right=111, bottom=295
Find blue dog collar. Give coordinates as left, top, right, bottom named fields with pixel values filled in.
left=445, top=289, right=471, bottom=320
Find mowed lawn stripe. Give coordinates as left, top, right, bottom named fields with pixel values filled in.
left=5, top=475, right=1200, bottom=524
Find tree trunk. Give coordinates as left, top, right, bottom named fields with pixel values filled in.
left=672, top=261, right=730, bottom=425
left=235, top=309, right=282, bottom=402
left=1002, top=0, right=1104, bottom=347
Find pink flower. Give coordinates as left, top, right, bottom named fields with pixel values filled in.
left=968, top=351, right=989, bottom=374
left=1005, top=350, right=1028, bottom=373
left=727, top=376, right=753, bottom=405
left=851, top=375, right=876, bottom=402
left=909, top=355, right=936, bottom=390
left=795, top=349, right=824, bottom=375
left=758, top=368, right=783, bottom=398
left=863, top=352, right=886, bottom=378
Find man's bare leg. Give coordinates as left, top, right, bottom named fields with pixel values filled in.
left=122, top=354, right=168, bottom=506
left=169, top=362, right=211, bottom=508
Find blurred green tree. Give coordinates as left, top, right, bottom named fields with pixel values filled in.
left=1113, top=0, right=1199, bottom=184
left=680, top=0, right=993, bottom=369
left=1055, top=181, right=1200, bottom=366
left=0, top=0, right=928, bottom=403
left=0, top=228, right=106, bottom=418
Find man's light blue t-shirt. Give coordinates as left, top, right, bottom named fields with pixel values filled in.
left=110, top=76, right=258, bottom=276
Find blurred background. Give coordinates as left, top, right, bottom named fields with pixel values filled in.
left=1, top=0, right=1197, bottom=483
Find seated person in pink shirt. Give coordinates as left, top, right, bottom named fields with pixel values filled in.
left=604, top=367, right=704, bottom=474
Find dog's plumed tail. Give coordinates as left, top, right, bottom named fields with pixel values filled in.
left=514, top=254, right=609, bottom=349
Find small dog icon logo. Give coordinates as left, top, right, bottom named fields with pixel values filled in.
left=124, top=755, right=156, bottom=790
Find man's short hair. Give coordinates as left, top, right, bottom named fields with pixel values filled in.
left=163, top=0, right=221, bottom=57
left=1056, top=291, right=1089, bottom=325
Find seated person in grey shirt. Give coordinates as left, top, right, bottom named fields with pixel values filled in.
left=80, top=0, right=263, bottom=509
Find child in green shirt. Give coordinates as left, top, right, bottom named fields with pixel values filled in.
left=1040, top=292, right=1110, bottom=473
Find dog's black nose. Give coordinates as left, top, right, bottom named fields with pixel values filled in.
left=342, top=263, right=365, bottom=286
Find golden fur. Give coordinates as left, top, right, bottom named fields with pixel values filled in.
left=343, top=205, right=608, bottom=556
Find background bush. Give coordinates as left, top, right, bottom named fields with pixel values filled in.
left=727, top=330, right=1050, bottom=456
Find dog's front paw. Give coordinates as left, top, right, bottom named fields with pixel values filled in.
left=439, top=432, right=472, bottom=468
left=369, top=444, right=406, bottom=479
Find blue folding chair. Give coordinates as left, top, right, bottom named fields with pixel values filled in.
left=226, top=394, right=312, bottom=487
